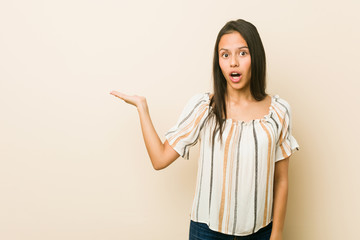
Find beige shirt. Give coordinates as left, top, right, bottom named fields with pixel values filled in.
left=165, top=92, right=300, bottom=236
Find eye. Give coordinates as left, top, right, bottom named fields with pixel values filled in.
left=240, top=51, right=247, bottom=56
left=221, top=52, right=229, bottom=58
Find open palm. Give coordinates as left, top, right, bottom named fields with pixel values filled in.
left=109, top=91, right=146, bottom=108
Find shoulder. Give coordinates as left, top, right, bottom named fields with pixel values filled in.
left=186, top=92, right=211, bottom=106
left=271, top=95, right=295, bottom=127
left=273, top=95, right=292, bottom=115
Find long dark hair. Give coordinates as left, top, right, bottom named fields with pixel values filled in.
left=208, top=19, right=268, bottom=145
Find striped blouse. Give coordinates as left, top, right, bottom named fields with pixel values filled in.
left=165, top=92, right=300, bottom=236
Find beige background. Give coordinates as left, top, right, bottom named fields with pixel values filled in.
left=1, top=0, right=359, bottom=239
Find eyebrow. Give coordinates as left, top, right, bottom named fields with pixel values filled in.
left=219, top=46, right=249, bottom=51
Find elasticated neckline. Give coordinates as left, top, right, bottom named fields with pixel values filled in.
left=206, top=92, right=279, bottom=125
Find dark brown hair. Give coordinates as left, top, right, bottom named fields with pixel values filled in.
left=208, top=19, right=268, bottom=145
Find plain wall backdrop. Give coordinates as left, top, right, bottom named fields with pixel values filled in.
left=1, top=0, right=359, bottom=239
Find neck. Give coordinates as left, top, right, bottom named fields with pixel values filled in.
left=225, top=88, right=254, bottom=106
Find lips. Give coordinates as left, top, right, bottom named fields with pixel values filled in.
left=229, top=71, right=242, bottom=83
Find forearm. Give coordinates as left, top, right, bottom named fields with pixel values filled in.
left=272, top=180, right=288, bottom=234
left=137, top=102, right=164, bottom=170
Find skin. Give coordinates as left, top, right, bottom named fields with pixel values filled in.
left=218, top=31, right=272, bottom=121
left=219, top=31, right=253, bottom=100
left=272, top=157, right=289, bottom=240
left=110, top=31, right=290, bottom=240
left=109, top=91, right=179, bottom=170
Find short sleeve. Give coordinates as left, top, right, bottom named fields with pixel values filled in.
left=165, top=93, right=210, bottom=160
left=275, top=101, right=300, bottom=162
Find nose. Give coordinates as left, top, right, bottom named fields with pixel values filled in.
left=230, top=55, right=239, bottom=67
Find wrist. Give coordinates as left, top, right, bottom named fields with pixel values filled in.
left=270, top=230, right=283, bottom=240
left=137, top=100, right=148, bottom=112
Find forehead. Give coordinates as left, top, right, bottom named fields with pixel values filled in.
left=218, top=31, right=248, bottom=50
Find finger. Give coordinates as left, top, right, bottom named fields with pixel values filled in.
left=110, top=90, right=121, bottom=96
left=110, top=91, right=126, bottom=99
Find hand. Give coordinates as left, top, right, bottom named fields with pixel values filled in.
left=109, top=91, right=147, bottom=109
left=270, top=231, right=283, bottom=240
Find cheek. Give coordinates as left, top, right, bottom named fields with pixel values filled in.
left=247, top=57, right=252, bottom=69
left=219, top=59, right=223, bottom=68
left=219, top=59, right=227, bottom=72
left=242, top=58, right=251, bottom=71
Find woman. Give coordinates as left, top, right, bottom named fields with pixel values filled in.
left=110, top=19, right=300, bottom=240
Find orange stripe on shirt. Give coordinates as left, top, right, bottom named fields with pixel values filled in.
left=218, top=123, right=235, bottom=232
left=280, top=137, right=291, bottom=159
left=225, top=122, right=239, bottom=233
left=170, top=104, right=208, bottom=147
left=272, top=103, right=289, bottom=159
left=259, top=121, right=273, bottom=226
left=168, top=103, right=208, bottom=142
left=272, top=104, right=285, bottom=125
left=278, top=114, right=290, bottom=159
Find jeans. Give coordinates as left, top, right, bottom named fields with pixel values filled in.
left=189, top=220, right=272, bottom=240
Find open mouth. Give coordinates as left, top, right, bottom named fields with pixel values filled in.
left=230, top=72, right=241, bottom=77
left=229, top=72, right=242, bottom=82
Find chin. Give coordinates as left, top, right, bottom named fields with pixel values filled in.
left=226, top=80, right=250, bottom=90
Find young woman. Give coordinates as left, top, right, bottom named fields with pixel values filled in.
left=110, top=19, right=300, bottom=240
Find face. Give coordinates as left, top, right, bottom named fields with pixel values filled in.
left=218, top=31, right=251, bottom=93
